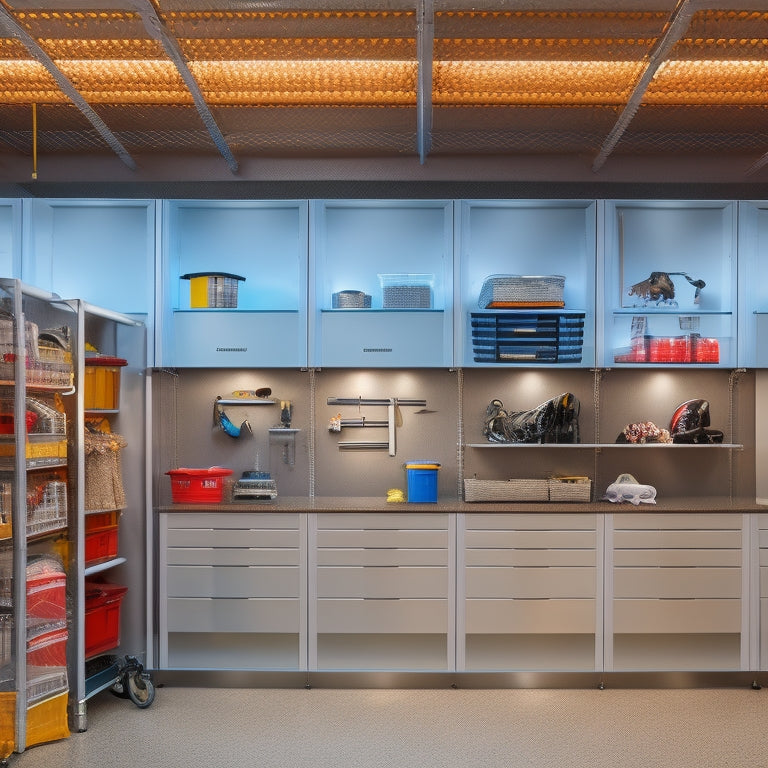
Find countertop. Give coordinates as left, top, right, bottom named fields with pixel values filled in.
left=156, top=496, right=768, bottom=514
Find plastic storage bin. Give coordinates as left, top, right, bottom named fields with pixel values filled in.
left=84, top=581, right=128, bottom=658
left=181, top=272, right=245, bottom=308
left=27, top=626, right=68, bottom=667
left=167, top=466, right=233, bottom=503
left=405, top=461, right=440, bottom=503
left=84, top=355, right=127, bottom=410
left=84, top=510, right=120, bottom=565
left=378, top=274, right=434, bottom=309
left=26, top=558, right=66, bottom=629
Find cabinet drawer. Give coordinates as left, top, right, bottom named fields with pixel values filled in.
left=166, top=565, right=299, bottom=598
left=317, top=529, right=448, bottom=549
left=168, top=512, right=300, bottom=530
left=613, top=567, right=741, bottom=599
left=758, top=530, right=768, bottom=550
left=613, top=599, right=741, bottom=633
left=171, top=310, right=305, bottom=367
left=316, top=599, right=447, bottom=633
left=464, top=549, right=595, bottom=568
left=613, top=513, right=741, bottom=530
left=613, top=530, right=741, bottom=550
left=167, top=597, right=300, bottom=633
left=166, top=547, right=300, bottom=567
left=759, top=566, right=768, bottom=595
left=465, top=599, right=595, bottom=634
left=317, top=566, right=447, bottom=598
left=320, top=310, right=448, bottom=367
left=317, top=548, right=447, bottom=567
left=466, top=567, right=595, bottom=599
left=466, top=513, right=597, bottom=531
left=758, top=514, right=768, bottom=531
left=317, top=513, right=447, bottom=530
left=167, top=528, right=299, bottom=549
left=465, top=530, right=596, bottom=549
left=613, top=549, right=741, bottom=567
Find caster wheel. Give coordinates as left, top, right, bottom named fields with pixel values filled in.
left=127, top=670, right=156, bottom=709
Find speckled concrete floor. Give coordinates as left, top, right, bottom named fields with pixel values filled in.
left=10, top=686, right=768, bottom=768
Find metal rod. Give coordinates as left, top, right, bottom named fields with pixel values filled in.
left=338, top=441, right=390, bottom=449
left=327, top=398, right=426, bottom=407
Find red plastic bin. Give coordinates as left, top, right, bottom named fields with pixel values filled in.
left=27, top=574, right=66, bottom=626
left=84, top=581, right=127, bottom=658
left=166, top=467, right=232, bottom=503
left=84, top=510, right=120, bottom=565
left=27, top=627, right=68, bottom=667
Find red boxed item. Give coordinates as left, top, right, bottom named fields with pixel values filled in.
left=27, top=627, right=68, bottom=667
left=84, top=510, right=120, bottom=565
left=26, top=560, right=66, bottom=627
left=84, top=581, right=127, bottom=658
left=166, top=467, right=232, bottom=503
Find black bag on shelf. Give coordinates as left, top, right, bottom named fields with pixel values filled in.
left=483, top=392, right=580, bottom=444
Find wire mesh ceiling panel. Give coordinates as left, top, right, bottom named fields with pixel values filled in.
left=0, top=2, right=765, bottom=171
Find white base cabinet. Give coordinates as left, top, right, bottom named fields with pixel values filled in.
left=606, top=513, right=747, bottom=672
left=155, top=508, right=766, bottom=680
left=310, top=512, right=454, bottom=671
left=458, top=513, right=601, bottom=672
left=158, top=512, right=307, bottom=670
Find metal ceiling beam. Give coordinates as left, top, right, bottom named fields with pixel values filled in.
left=416, top=0, right=434, bottom=164
left=129, top=0, right=239, bottom=174
left=0, top=3, right=137, bottom=171
left=591, top=0, right=696, bottom=173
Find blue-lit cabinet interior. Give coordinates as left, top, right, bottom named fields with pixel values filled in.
left=739, top=201, right=768, bottom=367
left=456, top=200, right=596, bottom=368
left=601, top=201, right=737, bottom=368
left=310, top=200, right=453, bottom=367
left=20, top=200, right=156, bottom=319
left=161, top=200, right=308, bottom=368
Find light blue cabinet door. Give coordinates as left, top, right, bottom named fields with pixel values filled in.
left=311, top=200, right=453, bottom=367
left=0, top=200, right=21, bottom=277
left=602, top=200, right=737, bottom=368
left=457, top=200, right=596, bottom=367
left=162, top=200, right=308, bottom=367
left=738, top=201, right=768, bottom=367
left=22, top=199, right=155, bottom=314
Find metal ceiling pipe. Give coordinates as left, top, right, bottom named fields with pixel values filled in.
left=128, top=0, right=239, bottom=174
left=591, top=0, right=696, bottom=173
left=0, top=5, right=137, bottom=171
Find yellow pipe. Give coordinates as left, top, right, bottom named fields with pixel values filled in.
left=31, top=102, right=37, bottom=180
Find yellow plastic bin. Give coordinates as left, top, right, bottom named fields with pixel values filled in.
left=84, top=356, right=127, bottom=411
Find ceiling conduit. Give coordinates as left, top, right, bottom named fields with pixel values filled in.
left=0, top=3, right=137, bottom=171
left=129, top=0, right=239, bottom=174
left=417, top=0, right=434, bottom=164
left=591, top=0, right=696, bottom=173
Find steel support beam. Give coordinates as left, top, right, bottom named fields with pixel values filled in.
left=592, top=0, right=696, bottom=173
left=416, top=0, right=434, bottom=164
left=0, top=5, right=137, bottom=171
left=130, top=0, right=239, bottom=174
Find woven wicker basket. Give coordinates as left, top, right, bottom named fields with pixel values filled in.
left=478, top=274, right=565, bottom=308
left=464, top=478, right=549, bottom=502
left=548, top=476, right=592, bottom=502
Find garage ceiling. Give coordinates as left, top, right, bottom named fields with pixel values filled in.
left=0, top=0, right=767, bottom=194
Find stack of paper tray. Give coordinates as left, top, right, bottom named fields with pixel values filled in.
left=471, top=311, right=585, bottom=364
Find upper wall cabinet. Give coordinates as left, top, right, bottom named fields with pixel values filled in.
left=738, top=201, right=768, bottom=368
left=456, top=200, right=597, bottom=368
left=160, top=200, right=308, bottom=368
left=0, top=200, right=21, bottom=278
left=310, top=200, right=453, bottom=367
left=601, top=201, right=737, bottom=368
left=21, top=199, right=156, bottom=317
